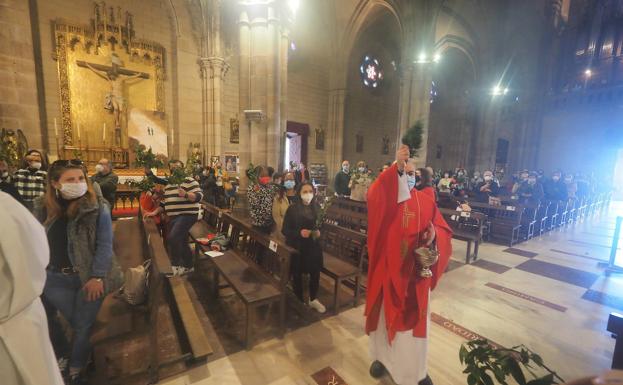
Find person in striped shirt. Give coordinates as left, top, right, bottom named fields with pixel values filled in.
left=144, top=160, right=202, bottom=276
left=13, top=149, right=47, bottom=211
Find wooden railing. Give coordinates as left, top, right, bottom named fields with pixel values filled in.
left=61, top=146, right=129, bottom=168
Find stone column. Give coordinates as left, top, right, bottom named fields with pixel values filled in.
left=238, top=0, right=288, bottom=191
left=326, top=88, right=346, bottom=177
left=200, top=57, right=229, bottom=164
left=397, top=62, right=433, bottom=167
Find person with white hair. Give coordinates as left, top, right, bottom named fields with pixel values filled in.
left=0, top=192, right=64, bottom=385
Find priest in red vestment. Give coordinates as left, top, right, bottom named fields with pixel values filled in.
left=365, top=145, right=453, bottom=385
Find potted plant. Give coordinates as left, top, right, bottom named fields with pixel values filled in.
left=460, top=339, right=564, bottom=385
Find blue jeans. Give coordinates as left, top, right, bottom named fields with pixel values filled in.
left=166, top=214, right=198, bottom=267
left=43, top=271, right=103, bottom=370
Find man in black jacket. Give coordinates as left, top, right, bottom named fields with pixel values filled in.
left=91, top=158, right=119, bottom=211
left=334, top=160, right=351, bottom=196
left=544, top=170, right=568, bottom=202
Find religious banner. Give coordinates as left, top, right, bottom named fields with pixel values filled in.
left=230, top=118, right=239, bottom=143
left=127, top=108, right=168, bottom=157
left=315, top=127, right=325, bottom=150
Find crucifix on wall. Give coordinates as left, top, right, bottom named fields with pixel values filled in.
left=77, top=52, right=149, bottom=146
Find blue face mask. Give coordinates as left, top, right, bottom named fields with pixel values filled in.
left=284, top=180, right=296, bottom=190
left=407, top=175, right=416, bottom=190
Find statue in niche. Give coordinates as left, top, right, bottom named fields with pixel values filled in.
left=381, top=135, right=389, bottom=155
left=78, top=52, right=149, bottom=144
left=315, top=127, right=325, bottom=150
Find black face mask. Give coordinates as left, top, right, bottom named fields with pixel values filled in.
left=415, top=176, right=422, bottom=184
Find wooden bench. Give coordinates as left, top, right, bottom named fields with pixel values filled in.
left=90, top=211, right=213, bottom=384
left=193, top=204, right=294, bottom=349
left=468, top=201, right=525, bottom=247
left=318, top=222, right=367, bottom=314
left=440, top=208, right=486, bottom=264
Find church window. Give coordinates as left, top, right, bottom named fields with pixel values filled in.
left=360, top=55, right=383, bottom=88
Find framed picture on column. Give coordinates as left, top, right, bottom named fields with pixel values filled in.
left=223, top=152, right=239, bottom=173
left=230, top=118, right=240, bottom=143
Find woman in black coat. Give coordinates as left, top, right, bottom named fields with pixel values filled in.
left=281, top=182, right=326, bottom=313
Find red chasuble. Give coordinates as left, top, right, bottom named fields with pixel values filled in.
left=365, top=164, right=452, bottom=342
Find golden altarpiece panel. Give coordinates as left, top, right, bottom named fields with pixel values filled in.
left=53, top=2, right=166, bottom=167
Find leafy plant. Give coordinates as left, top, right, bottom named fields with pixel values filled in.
left=402, top=121, right=424, bottom=157
left=246, top=163, right=259, bottom=185
left=166, top=167, right=189, bottom=186
left=127, top=177, right=155, bottom=193
left=314, top=196, right=335, bottom=230
left=460, top=339, right=564, bottom=385
left=134, top=144, right=164, bottom=170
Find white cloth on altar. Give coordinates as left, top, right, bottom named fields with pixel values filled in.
left=369, top=302, right=429, bottom=385
left=0, top=192, right=64, bottom=385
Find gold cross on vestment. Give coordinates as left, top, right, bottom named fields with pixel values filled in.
left=402, top=205, right=419, bottom=229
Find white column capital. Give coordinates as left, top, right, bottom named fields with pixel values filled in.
left=199, top=57, right=230, bottom=79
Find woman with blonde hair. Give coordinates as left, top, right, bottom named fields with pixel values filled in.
left=33, top=159, right=121, bottom=384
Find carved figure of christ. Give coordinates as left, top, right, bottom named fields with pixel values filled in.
left=76, top=60, right=150, bottom=131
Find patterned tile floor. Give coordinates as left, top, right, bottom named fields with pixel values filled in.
left=160, top=203, right=623, bottom=385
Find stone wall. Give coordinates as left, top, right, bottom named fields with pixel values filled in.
left=287, top=61, right=329, bottom=167
left=0, top=0, right=42, bottom=149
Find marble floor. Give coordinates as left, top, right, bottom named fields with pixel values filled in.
left=161, top=204, right=623, bottom=385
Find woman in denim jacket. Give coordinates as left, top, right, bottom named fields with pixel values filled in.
left=34, top=159, right=122, bottom=384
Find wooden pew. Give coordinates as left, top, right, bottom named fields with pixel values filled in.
left=325, top=204, right=368, bottom=234
left=545, top=200, right=559, bottom=231
left=532, top=201, right=548, bottom=237
left=467, top=201, right=525, bottom=247
left=90, top=211, right=213, bottom=384
left=520, top=202, right=539, bottom=240
left=439, top=208, right=486, bottom=264
left=319, top=222, right=367, bottom=314
left=193, top=204, right=295, bottom=349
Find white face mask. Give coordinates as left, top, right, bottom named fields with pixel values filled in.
left=203, top=170, right=209, bottom=176
left=95, top=164, right=105, bottom=174
left=484, top=175, right=492, bottom=181
left=1, top=171, right=8, bottom=178
left=358, top=167, right=366, bottom=173
left=301, top=192, right=314, bottom=205
left=59, top=182, right=88, bottom=200
left=216, top=180, right=223, bottom=187
left=30, top=162, right=42, bottom=170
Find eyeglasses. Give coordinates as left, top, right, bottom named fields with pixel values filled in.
left=51, top=159, right=83, bottom=168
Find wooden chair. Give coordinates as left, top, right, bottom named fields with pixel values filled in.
left=319, top=223, right=367, bottom=314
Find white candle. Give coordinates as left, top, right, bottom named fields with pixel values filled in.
left=54, top=118, right=58, bottom=136
left=77, top=123, right=81, bottom=139
left=103, top=123, right=106, bottom=141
